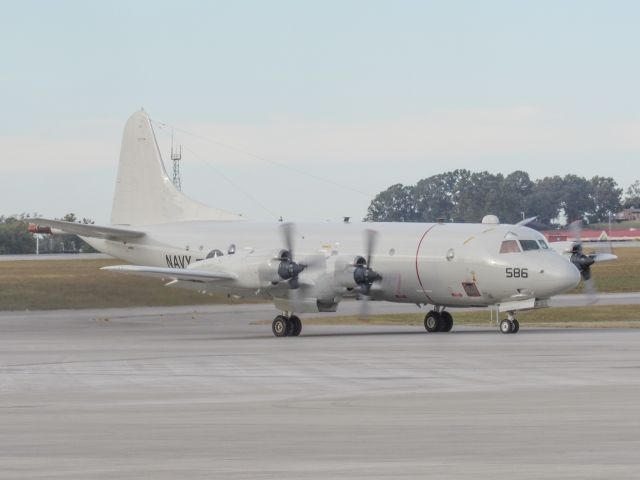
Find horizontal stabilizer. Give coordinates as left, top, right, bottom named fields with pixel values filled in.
left=31, top=218, right=145, bottom=241
left=102, top=265, right=238, bottom=283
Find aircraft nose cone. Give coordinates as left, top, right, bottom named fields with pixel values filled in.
left=538, top=258, right=581, bottom=297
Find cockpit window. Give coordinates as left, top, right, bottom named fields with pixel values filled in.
left=520, top=240, right=540, bottom=251
left=206, top=249, right=224, bottom=259
left=500, top=240, right=521, bottom=253
left=538, top=240, right=549, bottom=249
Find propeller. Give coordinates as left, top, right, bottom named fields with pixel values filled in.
left=568, top=220, right=597, bottom=303
left=276, top=222, right=308, bottom=289
left=354, top=229, right=383, bottom=319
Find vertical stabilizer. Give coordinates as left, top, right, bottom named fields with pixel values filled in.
left=110, top=110, right=243, bottom=226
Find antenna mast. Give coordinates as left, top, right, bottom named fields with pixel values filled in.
left=170, top=130, right=182, bottom=191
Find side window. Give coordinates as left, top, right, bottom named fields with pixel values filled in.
left=520, top=240, right=540, bottom=251
left=206, top=249, right=224, bottom=259
left=538, top=240, right=549, bottom=249
left=227, top=244, right=236, bottom=255
left=500, top=240, right=521, bottom=253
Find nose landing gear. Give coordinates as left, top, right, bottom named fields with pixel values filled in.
left=500, top=312, right=520, bottom=334
left=272, top=314, right=302, bottom=337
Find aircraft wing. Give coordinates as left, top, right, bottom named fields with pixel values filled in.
left=102, top=265, right=238, bottom=283
left=31, top=218, right=145, bottom=241
left=549, top=241, right=618, bottom=263
left=589, top=253, right=618, bottom=263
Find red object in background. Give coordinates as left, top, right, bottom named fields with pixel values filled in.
left=28, top=223, right=52, bottom=234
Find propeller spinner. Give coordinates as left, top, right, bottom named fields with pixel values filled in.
left=570, top=243, right=595, bottom=281
left=276, top=223, right=308, bottom=289
left=354, top=229, right=383, bottom=318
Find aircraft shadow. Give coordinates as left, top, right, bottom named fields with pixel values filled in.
left=205, top=326, right=622, bottom=341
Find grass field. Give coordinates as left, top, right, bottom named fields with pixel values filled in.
left=0, top=259, right=262, bottom=311
left=0, top=247, right=638, bottom=311
left=572, top=246, right=640, bottom=293
left=589, top=220, right=640, bottom=229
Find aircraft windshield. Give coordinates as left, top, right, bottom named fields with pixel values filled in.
left=500, top=240, right=521, bottom=253
left=520, top=240, right=540, bottom=251
left=538, top=240, right=549, bottom=249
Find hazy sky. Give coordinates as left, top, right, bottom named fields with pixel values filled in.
left=1, top=0, right=639, bottom=223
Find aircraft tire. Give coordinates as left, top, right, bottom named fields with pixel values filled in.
left=289, top=316, right=302, bottom=336
left=439, top=311, right=453, bottom=332
left=500, top=319, right=513, bottom=334
left=511, top=319, right=520, bottom=333
left=285, top=317, right=296, bottom=336
left=424, top=311, right=441, bottom=332
left=272, top=315, right=290, bottom=337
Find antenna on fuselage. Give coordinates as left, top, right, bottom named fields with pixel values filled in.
left=170, top=129, right=182, bottom=191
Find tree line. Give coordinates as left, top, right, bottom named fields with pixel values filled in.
left=365, top=171, right=640, bottom=226
left=2, top=174, right=639, bottom=254
left=0, top=213, right=96, bottom=255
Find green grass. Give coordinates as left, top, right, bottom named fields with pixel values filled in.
left=1, top=247, right=639, bottom=311
left=571, top=247, right=640, bottom=293
left=299, top=304, right=640, bottom=328
left=589, top=220, right=640, bottom=229
left=0, top=259, right=264, bottom=311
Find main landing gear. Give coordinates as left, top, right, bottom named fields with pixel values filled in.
left=272, top=314, right=302, bottom=337
left=424, top=310, right=454, bottom=333
left=499, top=312, right=520, bottom=334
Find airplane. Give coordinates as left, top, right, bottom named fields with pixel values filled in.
left=31, top=110, right=617, bottom=337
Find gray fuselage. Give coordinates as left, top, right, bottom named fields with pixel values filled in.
left=85, top=220, right=580, bottom=309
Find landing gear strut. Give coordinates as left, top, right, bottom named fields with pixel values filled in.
left=500, top=312, right=520, bottom=334
left=424, top=309, right=454, bottom=333
left=272, top=314, right=302, bottom=337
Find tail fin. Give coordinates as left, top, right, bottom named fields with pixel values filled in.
left=110, top=110, right=243, bottom=225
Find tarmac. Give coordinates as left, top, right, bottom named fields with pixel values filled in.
left=2, top=303, right=640, bottom=479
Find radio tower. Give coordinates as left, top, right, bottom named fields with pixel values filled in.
left=170, top=131, right=182, bottom=191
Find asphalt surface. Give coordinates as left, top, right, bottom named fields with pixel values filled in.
left=1, top=291, right=638, bottom=324
left=2, top=304, right=640, bottom=479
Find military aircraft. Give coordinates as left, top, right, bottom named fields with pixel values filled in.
left=31, top=110, right=616, bottom=336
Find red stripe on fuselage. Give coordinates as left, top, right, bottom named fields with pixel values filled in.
left=415, top=224, right=439, bottom=304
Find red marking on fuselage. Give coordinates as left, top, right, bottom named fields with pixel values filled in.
left=415, top=225, right=439, bottom=303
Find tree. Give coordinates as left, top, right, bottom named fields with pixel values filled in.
left=623, top=180, right=640, bottom=208
left=455, top=171, right=505, bottom=223
left=413, top=170, right=473, bottom=222
left=588, top=176, right=622, bottom=223
left=0, top=212, right=98, bottom=254
left=501, top=171, right=534, bottom=223
left=561, top=174, right=594, bottom=224
left=364, top=184, right=418, bottom=222
left=0, top=215, right=36, bottom=254
left=364, top=170, right=623, bottom=227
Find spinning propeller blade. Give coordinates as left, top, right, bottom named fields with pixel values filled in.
left=276, top=222, right=326, bottom=290
left=568, top=220, right=599, bottom=303
left=357, top=229, right=382, bottom=320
